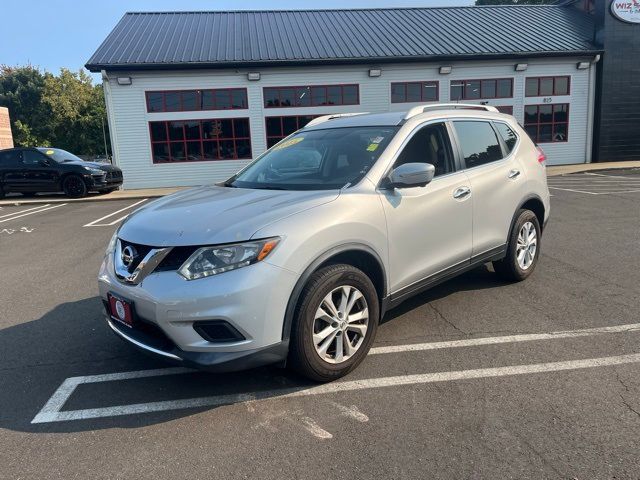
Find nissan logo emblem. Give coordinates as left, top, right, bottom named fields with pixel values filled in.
left=121, top=245, right=137, bottom=268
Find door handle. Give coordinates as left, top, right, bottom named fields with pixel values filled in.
left=453, top=186, right=471, bottom=199
left=508, top=169, right=521, bottom=179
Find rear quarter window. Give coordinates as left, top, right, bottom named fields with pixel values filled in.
left=493, top=122, right=518, bottom=154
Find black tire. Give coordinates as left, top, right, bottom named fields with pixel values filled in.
left=289, top=264, right=379, bottom=382
left=62, top=175, right=88, bottom=198
left=493, top=209, right=541, bottom=282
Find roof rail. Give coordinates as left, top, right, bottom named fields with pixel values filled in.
left=404, top=103, right=499, bottom=120
left=305, top=112, right=369, bottom=127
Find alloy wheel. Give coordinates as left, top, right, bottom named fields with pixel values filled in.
left=312, top=285, right=369, bottom=364
left=516, top=221, right=537, bottom=270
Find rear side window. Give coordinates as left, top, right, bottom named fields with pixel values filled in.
left=493, top=122, right=518, bottom=154
left=453, top=121, right=503, bottom=169
left=0, top=150, right=22, bottom=166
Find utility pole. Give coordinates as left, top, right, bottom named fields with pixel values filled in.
left=101, top=116, right=109, bottom=162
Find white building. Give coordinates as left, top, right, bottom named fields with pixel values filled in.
left=87, top=6, right=601, bottom=189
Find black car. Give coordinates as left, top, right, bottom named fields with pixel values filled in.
left=0, top=147, right=123, bottom=198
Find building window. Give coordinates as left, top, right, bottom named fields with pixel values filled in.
left=149, top=118, right=252, bottom=163
left=495, top=105, right=513, bottom=115
left=390, top=81, right=439, bottom=103
left=450, top=78, right=513, bottom=100
left=265, top=115, right=322, bottom=148
left=525, top=76, right=570, bottom=97
left=146, top=89, right=248, bottom=112
left=263, top=85, right=359, bottom=108
left=524, top=104, right=569, bottom=143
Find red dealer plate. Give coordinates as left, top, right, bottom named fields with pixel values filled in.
left=107, top=293, right=134, bottom=328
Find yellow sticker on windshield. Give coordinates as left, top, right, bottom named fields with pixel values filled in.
left=273, top=137, right=304, bottom=150
left=366, top=143, right=379, bottom=152
left=46, top=150, right=54, bottom=155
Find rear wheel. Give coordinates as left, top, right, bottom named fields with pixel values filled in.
left=289, top=264, right=379, bottom=382
left=62, top=175, right=87, bottom=198
left=493, top=209, right=541, bottom=282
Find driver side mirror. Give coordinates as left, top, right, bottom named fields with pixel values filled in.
left=383, top=163, right=435, bottom=189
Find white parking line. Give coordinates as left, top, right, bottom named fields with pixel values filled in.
left=31, top=322, right=640, bottom=423
left=0, top=203, right=67, bottom=223
left=83, top=199, right=148, bottom=227
left=0, top=204, right=51, bottom=219
left=32, top=353, right=640, bottom=423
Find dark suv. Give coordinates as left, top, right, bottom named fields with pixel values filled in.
left=0, top=147, right=123, bottom=198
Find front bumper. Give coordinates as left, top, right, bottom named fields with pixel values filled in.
left=98, top=253, right=298, bottom=371
left=107, top=318, right=289, bottom=371
left=85, top=172, right=123, bottom=190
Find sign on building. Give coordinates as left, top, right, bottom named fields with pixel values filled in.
left=611, top=1, right=640, bottom=23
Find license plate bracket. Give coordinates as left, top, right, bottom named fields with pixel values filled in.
left=107, top=293, right=135, bottom=328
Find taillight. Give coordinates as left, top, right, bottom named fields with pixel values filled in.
left=536, top=146, right=547, bottom=166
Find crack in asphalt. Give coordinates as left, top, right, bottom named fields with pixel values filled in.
left=428, top=302, right=468, bottom=335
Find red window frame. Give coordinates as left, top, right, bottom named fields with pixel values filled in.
left=390, top=81, right=439, bottom=103
left=263, top=84, right=359, bottom=108
left=145, top=89, right=248, bottom=113
left=523, top=103, right=570, bottom=144
left=450, top=78, right=513, bottom=100
left=265, top=115, right=323, bottom=148
left=525, top=76, right=571, bottom=97
left=149, top=117, right=252, bottom=163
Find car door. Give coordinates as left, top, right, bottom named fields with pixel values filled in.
left=0, top=149, right=25, bottom=191
left=20, top=149, right=60, bottom=192
left=379, top=121, right=473, bottom=294
left=451, top=120, right=526, bottom=257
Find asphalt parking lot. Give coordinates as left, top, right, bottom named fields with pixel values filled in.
left=1, top=170, right=639, bottom=479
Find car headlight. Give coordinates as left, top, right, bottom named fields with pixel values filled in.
left=179, top=237, right=280, bottom=280
left=87, top=167, right=104, bottom=175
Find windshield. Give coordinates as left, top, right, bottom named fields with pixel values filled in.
left=36, top=147, right=84, bottom=163
left=228, top=126, right=398, bottom=190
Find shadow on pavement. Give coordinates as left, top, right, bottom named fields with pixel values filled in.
left=0, top=266, right=505, bottom=434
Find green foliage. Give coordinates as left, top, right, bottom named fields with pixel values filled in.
left=475, top=0, right=555, bottom=4
left=0, top=65, right=109, bottom=156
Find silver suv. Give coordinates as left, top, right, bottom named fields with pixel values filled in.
left=99, top=104, right=550, bottom=381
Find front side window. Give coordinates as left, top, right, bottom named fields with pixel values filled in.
left=149, top=118, right=252, bottom=163
left=22, top=150, right=47, bottom=165
left=454, top=121, right=503, bottom=168
left=228, top=126, right=398, bottom=190
left=524, top=104, right=569, bottom=143
left=451, top=79, right=513, bottom=101
left=395, top=123, right=454, bottom=177
left=391, top=81, right=439, bottom=103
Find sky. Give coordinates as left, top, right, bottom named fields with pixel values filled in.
left=0, top=0, right=472, bottom=82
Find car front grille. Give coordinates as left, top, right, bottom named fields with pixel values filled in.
left=118, top=239, right=195, bottom=274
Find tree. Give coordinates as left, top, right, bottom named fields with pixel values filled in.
left=0, top=65, right=110, bottom=156
left=0, top=65, right=51, bottom=146
left=42, top=68, right=109, bottom=155
left=475, top=0, right=556, bottom=4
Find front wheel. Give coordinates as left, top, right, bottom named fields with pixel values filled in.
left=493, top=209, right=541, bottom=282
left=289, top=264, right=379, bottom=382
left=62, top=175, right=87, bottom=198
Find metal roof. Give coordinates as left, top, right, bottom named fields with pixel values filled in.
left=86, top=6, right=598, bottom=72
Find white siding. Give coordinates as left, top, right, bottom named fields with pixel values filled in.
left=105, top=57, right=594, bottom=189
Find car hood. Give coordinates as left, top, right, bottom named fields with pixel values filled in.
left=118, top=185, right=340, bottom=246
left=62, top=160, right=120, bottom=171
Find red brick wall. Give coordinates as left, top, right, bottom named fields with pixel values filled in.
left=0, top=107, right=14, bottom=149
